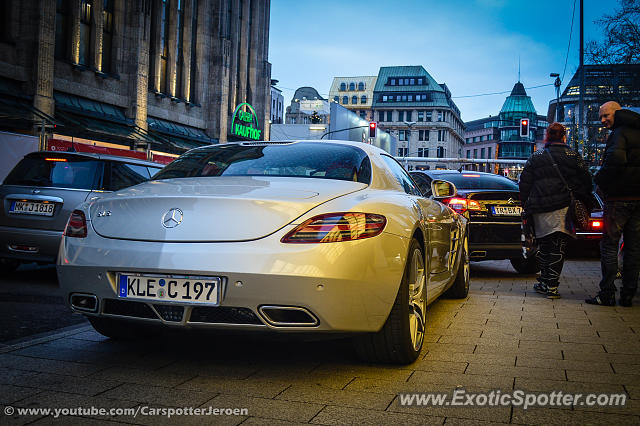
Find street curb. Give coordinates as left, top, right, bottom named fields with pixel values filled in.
left=0, top=323, right=92, bottom=353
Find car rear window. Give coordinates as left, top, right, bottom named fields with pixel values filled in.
left=152, top=142, right=372, bottom=184
left=3, top=155, right=100, bottom=189
left=431, top=173, right=519, bottom=191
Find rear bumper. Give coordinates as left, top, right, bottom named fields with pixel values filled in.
left=468, top=220, right=522, bottom=260
left=0, top=225, right=61, bottom=263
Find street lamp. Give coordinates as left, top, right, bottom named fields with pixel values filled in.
left=550, top=73, right=561, bottom=122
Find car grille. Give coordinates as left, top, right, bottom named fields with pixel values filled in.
left=189, top=306, right=263, bottom=325
left=103, top=299, right=157, bottom=319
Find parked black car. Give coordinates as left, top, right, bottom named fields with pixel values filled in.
left=411, top=170, right=537, bottom=273
left=0, top=151, right=164, bottom=273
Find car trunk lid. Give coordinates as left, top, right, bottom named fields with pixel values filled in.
left=89, top=176, right=366, bottom=242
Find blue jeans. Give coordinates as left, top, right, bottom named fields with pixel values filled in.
left=599, top=200, right=640, bottom=298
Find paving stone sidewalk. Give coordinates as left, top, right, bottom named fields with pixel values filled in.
left=1, top=259, right=639, bottom=425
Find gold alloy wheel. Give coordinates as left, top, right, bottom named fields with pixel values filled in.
left=408, top=246, right=426, bottom=351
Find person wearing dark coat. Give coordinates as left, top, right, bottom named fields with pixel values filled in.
left=519, top=122, right=593, bottom=299
left=586, top=102, right=640, bottom=307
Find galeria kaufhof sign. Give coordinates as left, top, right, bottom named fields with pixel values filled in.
left=231, top=103, right=262, bottom=141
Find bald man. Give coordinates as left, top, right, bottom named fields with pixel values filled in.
left=586, top=102, right=640, bottom=307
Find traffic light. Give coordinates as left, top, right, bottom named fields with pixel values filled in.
left=519, top=118, right=529, bottom=137
left=369, top=122, right=377, bottom=138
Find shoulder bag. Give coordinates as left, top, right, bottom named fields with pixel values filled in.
left=545, top=150, right=590, bottom=229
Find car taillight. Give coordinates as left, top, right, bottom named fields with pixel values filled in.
left=446, top=197, right=481, bottom=214
left=281, top=212, right=386, bottom=243
left=64, top=210, right=87, bottom=238
left=591, top=220, right=603, bottom=229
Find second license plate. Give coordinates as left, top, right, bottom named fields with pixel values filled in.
left=492, top=206, right=522, bottom=216
left=117, top=273, right=220, bottom=305
left=9, top=201, right=55, bottom=216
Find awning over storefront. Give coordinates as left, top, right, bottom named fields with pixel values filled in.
left=147, top=116, right=216, bottom=150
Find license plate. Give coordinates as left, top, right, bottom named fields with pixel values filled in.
left=492, top=206, right=522, bottom=216
left=9, top=201, right=55, bottom=216
left=117, top=273, right=220, bottom=305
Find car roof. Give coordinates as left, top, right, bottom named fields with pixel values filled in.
left=28, top=151, right=163, bottom=167
left=411, top=170, right=503, bottom=178
left=192, top=140, right=389, bottom=157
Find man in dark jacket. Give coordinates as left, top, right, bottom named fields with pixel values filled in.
left=586, top=102, right=640, bottom=307
left=519, top=123, right=593, bottom=299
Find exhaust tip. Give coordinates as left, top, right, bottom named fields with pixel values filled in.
left=470, top=250, right=487, bottom=258
left=258, top=305, right=319, bottom=327
left=70, top=293, right=98, bottom=312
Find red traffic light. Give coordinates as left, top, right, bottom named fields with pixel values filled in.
left=519, top=118, right=529, bottom=137
left=369, top=122, right=377, bottom=138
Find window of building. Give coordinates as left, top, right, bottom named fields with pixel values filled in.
left=398, top=79, right=404, bottom=86
left=398, top=111, right=404, bottom=122
left=410, top=78, right=415, bottom=85
left=487, top=147, right=492, bottom=159
left=386, top=110, right=393, bottom=121
left=188, top=0, right=198, bottom=102
left=342, top=96, right=348, bottom=104
left=418, top=148, right=428, bottom=157
left=437, top=147, right=445, bottom=158
left=358, top=82, right=364, bottom=91
left=481, top=148, right=485, bottom=158
left=55, top=0, right=71, bottom=59
left=418, top=78, right=423, bottom=85
left=159, top=0, right=170, bottom=93
left=408, top=95, right=413, bottom=102
left=78, top=0, right=92, bottom=66
left=398, top=147, right=408, bottom=157
left=378, top=110, right=385, bottom=121
left=466, top=150, right=471, bottom=159
left=425, top=111, right=432, bottom=121
left=361, top=95, right=367, bottom=104
left=101, top=0, right=114, bottom=73
left=333, top=96, right=339, bottom=103
left=406, top=111, right=412, bottom=121
left=352, top=95, right=358, bottom=104
left=175, top=0, right=185, bottom=97
left=349, top=82, right=355, bottom=91
left=417, top=111, right=423, bottom=121
left=401, top=95, right=407, bottom=102
left=395, top=95, right=400, bottom=101
left=437, top=111, right=444, bottom=122
left=399, top=130, right=408, bottom=141
left=390, top=78, right=395, bottom=85
left=340, top=82, right=346, bottom=91
left=438, top=130, right=445, bottom=141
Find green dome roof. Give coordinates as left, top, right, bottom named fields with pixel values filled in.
left=499, top=82, right=537, bottom=115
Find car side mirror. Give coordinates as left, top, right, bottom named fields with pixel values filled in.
left=431, top=179, right=457, bottom=198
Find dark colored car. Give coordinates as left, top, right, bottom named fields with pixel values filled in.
left=0, top=151, right=164, bottom=272
left=411, top=170, right=537, bottom=273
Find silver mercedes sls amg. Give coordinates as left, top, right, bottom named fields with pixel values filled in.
left=57, top=140, right=469, bottom=364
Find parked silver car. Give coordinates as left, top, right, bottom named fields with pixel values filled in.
left=57, top=141, right=469, bottom=364
left=0, top=151, right=163, bottom=272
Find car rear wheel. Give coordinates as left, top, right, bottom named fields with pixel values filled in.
left=0, top=258, right=20, bottom=274
left=444, top=233, right=470, bottom=298
left=88, top=316, right=152, bottom=340
left=354, top=238, right=426, bottom=364
left=510, top=255, right=540, bottom=274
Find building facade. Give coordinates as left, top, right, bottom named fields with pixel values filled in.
left=285, top=87, right=329, bottom=125
left=371, top=66, right=464, bottom=169
left=328, top=76, right=377, bottom=121
left=463, top=82, right=547, bottom=177
left=270, top=79, right=284, bottom=124
left=547, top=64, right=640, bottom=166
left=0, top=0, right=271, bottom=160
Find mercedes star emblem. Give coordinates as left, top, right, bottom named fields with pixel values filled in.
left=161, top=208, right=183, bottom=228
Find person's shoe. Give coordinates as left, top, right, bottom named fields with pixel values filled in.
left=546, top=286, right=560, bottom=299
left=533, top=282, right=548, bottom=295
left=585, top=293, right=616, bottom=306
left=619, top=296, right=633, bottom=307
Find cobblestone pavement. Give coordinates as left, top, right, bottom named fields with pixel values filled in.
left=1, top=259, right=639, bottom=425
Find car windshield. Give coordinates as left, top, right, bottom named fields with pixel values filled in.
left=3, top=155, right=100, bottom=189
left=152, top=142, right=372, bottom=184
left=432, top=173, right=519, bottom=190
